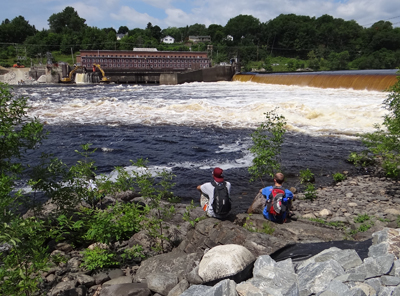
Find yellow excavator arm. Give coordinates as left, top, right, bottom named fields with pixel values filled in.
left=60, top=65, right=82, bottom=82
left=92, top=64, right=109, bottom=82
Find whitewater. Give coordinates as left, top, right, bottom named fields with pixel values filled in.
left=12, top=81, right=388, bottom=210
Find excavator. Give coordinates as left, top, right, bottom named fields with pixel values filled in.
left=60, top=65, right=82, bottom=83
left=60, top=64, right=110, bottom=83
left=92, top=64, right=110, bottom=83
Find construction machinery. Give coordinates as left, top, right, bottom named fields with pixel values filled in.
left=13, top=63, right=25, bottom=68
left=60, top=65, right=82, bottom=83
left=92, top=64, right=110, bottom=83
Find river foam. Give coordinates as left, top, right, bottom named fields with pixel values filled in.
left=19, top=81, right=387, bottom=137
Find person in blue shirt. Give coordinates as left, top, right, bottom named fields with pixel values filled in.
left=260, top=172, right=294, bottom=223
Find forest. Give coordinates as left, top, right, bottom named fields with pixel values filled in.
left=1, top=6, right=400, bottom=71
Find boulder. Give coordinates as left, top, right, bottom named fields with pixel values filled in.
left=203, top=279, right=237, bottom=296
left=146, top=272, right=179, bottom=295
left=247, top=192, right=265, bottom=214
left=249, top=256, right=298, bottom=296
left=50, top=280, right=77, bottom=296
left=297, top=260, right=345, bottom=294
left=102, top=276, right=132, bottom=287
left=99, top=283, right=150, bottom=296
left=179, top=285, right=211, bottom=296
left=135, top=250, right=201, bottom=283
left=296, top=247, right=362, bottom=272
left=197, top=244, right=255, bottom=284
left=167, top=279, right=190, bottom=296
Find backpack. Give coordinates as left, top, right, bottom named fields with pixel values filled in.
left=211, top=181, right=231, bottom=216
left=265, top=186, right=287, bottom=216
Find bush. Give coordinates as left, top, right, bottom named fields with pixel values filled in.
left=249, top=109, right=286, bottom=184
left=358, top=72, right=400, bottom=177
left=299, top=168, right=314, bottom=184
left=333, top=172, right=346, bottom=183
left=81, top=247, right=118, bottom=271
left=304, top=183, right=317, bottom=200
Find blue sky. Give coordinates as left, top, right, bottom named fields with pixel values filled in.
left=1, top=0, right=399, bottom=30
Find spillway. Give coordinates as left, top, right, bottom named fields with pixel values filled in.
left=233, top=70, right=399, bottom=91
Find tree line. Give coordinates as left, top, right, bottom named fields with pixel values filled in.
left=1, top=6, right=400, bottom=70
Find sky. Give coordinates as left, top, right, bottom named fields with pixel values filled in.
left=1, top=0, right=400, bottom=31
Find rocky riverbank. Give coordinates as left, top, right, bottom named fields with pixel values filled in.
left=10, top=173, right=400, bottom=296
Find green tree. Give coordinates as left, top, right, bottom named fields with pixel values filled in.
left=118, top=26, right=129, bottom=34
left=248, top=109, right=286, bottom=184
left=0, top=83, right=45, bottom=217
left=188, top=23, right=208, bottom=36
left=48, top=6, right=86, bottom=34
left=0, top=82, right=48, bottom=296
left=358, top=72, right=400, bottom=177
left=224, top=15, right=261, bottom=45
left=208, top=24, right=224, bottom=43
left=0, top=16, right=36, bottom=44
left=161, top=26, right=181, bottom=42
left=328, top=50, right=350, bottom=70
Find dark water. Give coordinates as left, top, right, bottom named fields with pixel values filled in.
left=24, top=124, right=365, bottom=214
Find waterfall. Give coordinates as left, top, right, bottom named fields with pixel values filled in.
left=233, top=72, right=398, bottom=91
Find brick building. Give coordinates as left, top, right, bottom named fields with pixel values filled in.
left=76, top=49, right=211, bottom=71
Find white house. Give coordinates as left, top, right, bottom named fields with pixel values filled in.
left=161, top=35, right=175, bottom=44
left=116, top=33, right=128, bottom=40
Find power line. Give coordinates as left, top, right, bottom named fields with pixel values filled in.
left=361, top=15, right=400, bottom=27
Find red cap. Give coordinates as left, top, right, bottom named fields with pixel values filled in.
left=213, top=167, right=224, bottom=182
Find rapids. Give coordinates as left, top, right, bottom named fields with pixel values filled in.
left=12, top=81, right=388, bottom=212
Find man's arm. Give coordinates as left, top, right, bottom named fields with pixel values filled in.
left=285, top=189, right=294, bottom=200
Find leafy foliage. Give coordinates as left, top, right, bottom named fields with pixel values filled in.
left=81, top=247, right=118, bottom=271
left=81, top=202, right=145, bottom=244
left=299, top=168, right=314, bottom=184
left=358, top=73, right=400, bottom=177
left=304, top=183, right=317, bottom=200
left=130, top=159, right=176, bottom=253
left=333, top=172, right=346, bottom=183
left=249, top=109, right=286, bottom=184
left=0, top=218, right=49, bottom=296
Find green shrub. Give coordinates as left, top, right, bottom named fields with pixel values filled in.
left=299, top=168, right=314, bottom=184
left=347, top=151, right=375, bottom=167
left=262, top=222, right=275, bottom=234
left=81, top=202, right=145, bottom=245
left=304, top=183, right=317, bottom=200
left=354, top=213, right=370, bottom=223
left=358, top=73, right=400, bottom=177
left=81, top=247, right=118, bottom=271
left=121, top=245, right=145, bottom=263
left=333, top=172, right=346, bottom=183
left=249, top=109, right=286, bottom=184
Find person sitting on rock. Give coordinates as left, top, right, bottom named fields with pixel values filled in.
left=196, top=167, right=232, bottom=219
left=260, top=172, right=294, bottom=223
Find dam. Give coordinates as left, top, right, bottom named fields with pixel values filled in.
left=233, top=69, right=399, bottom=91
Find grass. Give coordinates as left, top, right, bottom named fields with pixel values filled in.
left=243, top=215, right=275, bottom=235
left=354, top=214, right=370, bottom=223
left=308, top=217, right=346, bottom=229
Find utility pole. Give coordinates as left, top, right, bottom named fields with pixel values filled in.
left=71, top=48, right=74, bottom=65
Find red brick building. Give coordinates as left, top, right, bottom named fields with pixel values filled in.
left=76, top=49, right=211, bottom=71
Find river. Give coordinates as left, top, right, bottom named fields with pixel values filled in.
left=12, top=81, right=388, bottom=212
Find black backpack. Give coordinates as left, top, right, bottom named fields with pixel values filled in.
left=265, top=186, right=287, bottom=216
left=211, top=181, right=231, bottom=215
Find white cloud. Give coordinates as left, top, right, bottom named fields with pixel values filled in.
left=70, top=2, right=105, bottom=27
left=110, top=6, right=160, bottom=28
left=1, top=0, right=399, bottom=31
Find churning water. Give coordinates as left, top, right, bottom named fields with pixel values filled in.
left=13, top=81, right=388, bottom=212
